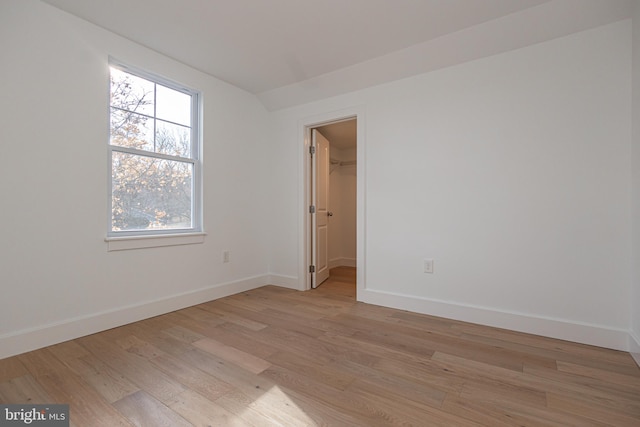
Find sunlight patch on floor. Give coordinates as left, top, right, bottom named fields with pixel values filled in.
left=250, top=385, right=317, bottom=426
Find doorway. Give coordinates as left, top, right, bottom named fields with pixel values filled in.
left=308, top=118, right=357, bottom=289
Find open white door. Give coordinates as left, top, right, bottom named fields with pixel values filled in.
left=311, top=129, right=330, bottom=288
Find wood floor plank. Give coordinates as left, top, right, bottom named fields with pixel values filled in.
left=71, top=354, right=140, bottom=403
left=260, top=363, right=400, bottom=426
left=115, top=334, right=235, bottom=401
left=162, top=344, right=292, bottom=411
left=167, top=347, right=353, bottom=426
left=333, top=358, right=448, bottom=408
left=346, top=384, right=483, bottom=427
left=46, top=340, right=91, bottom=362
left=237, top=385, right=371, bottom=427
left=149, top=352, right=234, bottom=401
left=345, top=312, right=557, bottom=371
left=486, top=398, right=611, bottom=427
left=113, top=320, right=194, bottom=358
left=18, top=348, right=69, bottom=378
left=523, top=364, right=640, bottom=413
left=216, top=383, right=350, bottom=427
left=226, top=292, right=327, bottom=321
left=166, top=389, right=251, bottom=427
left=348, top=328, right=438, bottom=361
left=205, top=294, right=274, bottom=315
left=453, top=323, right=640, bottom=375
left=194, top=322, right=282, bottom=360
left=212, top=389, right=290, bottom=427
left=434, top=350, right=640, bottom=416
left=459, top=379, right=548, bottom=408
left=0, top=374, right=52, bottom=404
left=113, top=390, right=191, bottom=427
left=556, top=360, right=640, bottom=390
left=193, top=337, right=271, bottom=374
left=441, top=393, right=529, bottom=427
left=34, top=371, right=135, bottom=426
left=218, top=303, right=329, bottom=338
left=267, top=350, right=356, bottom=391
left=259, top=322, right=380, bottom=366
left=160, top=325, right=208, bottom=344
left=0, top=356, right=28, bottom=382
left=77, top=334, right=187, bottom=404
left=162, top=341, right=332, bottom=426
left=169, top=333, right=362, bottom=426
left=1, top=267, right=639, bottom=426
left=196, top=303, right=269, bottom=331
left=390, top=310, right=462, bottom=331
left=371, top=354, right=467, bottom=393
left=546, top=392, right=640, bottom=427
left=174, top=306, right=227, bottom=327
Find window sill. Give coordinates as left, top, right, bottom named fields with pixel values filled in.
left=105, top=232, right=206, bottom=251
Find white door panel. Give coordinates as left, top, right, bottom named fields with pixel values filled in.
left=312, top=129, right=330, bottom=287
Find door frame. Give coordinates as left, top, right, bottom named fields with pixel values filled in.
left=298, top=107, right=366, bottom=295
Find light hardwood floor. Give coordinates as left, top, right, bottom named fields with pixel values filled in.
left=1, top=266, right=639, bottom=426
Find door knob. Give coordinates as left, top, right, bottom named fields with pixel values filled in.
left=328, top=212, right=334, bottom=217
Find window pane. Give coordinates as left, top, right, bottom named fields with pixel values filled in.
left=156, top=84, right=191, bottom=126
left=110, top=108, right=154, bottom=151
left=112, top=152, right=192, bottom=231
left=156, top=120, right=191, bottom=157
left=110, top=67, right=155, bottom=116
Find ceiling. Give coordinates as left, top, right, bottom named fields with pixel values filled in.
left=41, top=0, right=633, bottom=110
left=316, top=119, right=357, bottom=150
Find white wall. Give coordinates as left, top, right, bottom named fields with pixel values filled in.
left=339, top=150, right=357, bottom=266
left=631, top=1, right=640, bottom=364
left=0, top=0, right=272, bottom=358
left=270, top=20, right=633, bottom=350
left=328, top=145, right=357, bottom=268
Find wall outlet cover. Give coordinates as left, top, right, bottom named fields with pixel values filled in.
left=424, top=259, right=434, bottom=273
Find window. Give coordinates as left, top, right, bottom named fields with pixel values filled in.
left=108, top=61, right=201, bottom=238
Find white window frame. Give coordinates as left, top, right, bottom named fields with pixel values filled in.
left=106, top=59, right=203, bottom=250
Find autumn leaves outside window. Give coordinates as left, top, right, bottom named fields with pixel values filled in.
left=108, top=63, right=201, bottom=234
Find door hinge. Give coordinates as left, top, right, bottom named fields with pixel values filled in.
left=309, top=265, right=316, bottom=273
left=309, top=146, right=316, bottom=156
left=309, top=205, right=315, bottom=214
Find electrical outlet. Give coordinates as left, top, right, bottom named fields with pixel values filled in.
left=424, top=259, right=434, bottom=274
left=223, top=251, right=230, bottom=263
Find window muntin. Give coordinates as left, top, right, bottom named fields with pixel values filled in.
left=108, top=63, right=200, bottom=235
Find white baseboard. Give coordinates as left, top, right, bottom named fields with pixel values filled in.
left=630, top=331, right=640, bottom=368
left=329, top=257, right=357, bottom=269
left=268, top=274, right=302, bottom=290
left=0, top=274, right=271, bottom=360
left=5, top=276, right=634, bottom=361
left=358, top=288, right=630, bottom=352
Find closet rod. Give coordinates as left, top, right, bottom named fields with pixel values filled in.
left=329, top=157, right=356, bottom=166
